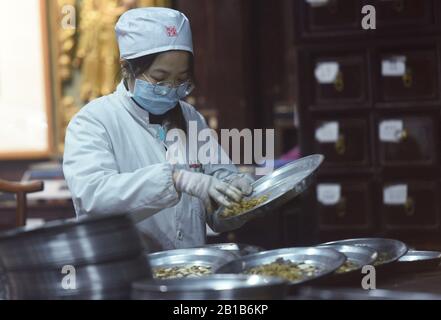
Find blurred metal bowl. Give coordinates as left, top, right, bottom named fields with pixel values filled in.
left=147, top=248, right=237, bottom=278
left=317, top=245, right=378, bottom=274
left=132, top=275, right=288, bottom=300
left=396, top=250, right=441, bottom=272
left=0, top=213, right=146, bottom=272
left=6, top=254, right=151, bottom=300
left=321, top=238, right=408, bottom=266
left=216, top=247, right=346, bottom=285
left=213, top=155, right=324, bottom=224
left=194, top=243, right=264, bottom=258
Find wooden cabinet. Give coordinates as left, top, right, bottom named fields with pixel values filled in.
left=291, top=0, right=441, bottom=241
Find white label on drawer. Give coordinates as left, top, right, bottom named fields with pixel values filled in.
left=383, top=185, right=407, bottom=205
left=315, top=62, right=340, bottom=84
left=315, top=122, right=339, bottom=143
left=317, top=184, right=341, bottom=205
left=379, top=120, right=403, bottom=143
left=305, top=0, right=329, bottom=8
left=382, top=56, right=406, bottom=77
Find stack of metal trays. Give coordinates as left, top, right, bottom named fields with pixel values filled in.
left=0, top=213, right=152, bottom=300
left=132, top=275, right=288, bottom=300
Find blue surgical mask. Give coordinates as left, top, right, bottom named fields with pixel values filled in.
left=130, top=79, right=180, bottom=115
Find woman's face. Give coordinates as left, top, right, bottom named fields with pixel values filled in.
left=127, top=50, right=191, bottom=92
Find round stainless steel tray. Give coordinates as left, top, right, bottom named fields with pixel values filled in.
left=147, top=248, right=237, bottom=278
left=214, top=155, right=324, bottom=224
left=321, top=238, right=408, bottom=266
left=132, top=274, right=288, bottom=300
left=216, top=247, right=346, bottom=285
left=317, top=244, right=378, bottom=274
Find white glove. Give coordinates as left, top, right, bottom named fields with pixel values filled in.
left=225, top=174, right=255, bottom=196
left=174, top=170, right=243, bottom=213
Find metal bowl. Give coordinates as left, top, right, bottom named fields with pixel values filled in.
left=193, top=243, right=264, bottom=258
left=6, top=254, right=151, bottom=300
left=132, top=275, right=288, bottom=300
left=317, top=245, right=378, bottom=274
left=147, top=248, right=237, bottom=278
left=216, top=247, right=346, bottom=285
left=0, top=213, right=147, bottom=272
left=396, top=250, right=441, bottom=273
left=213, top=155, right=324, bottom=224
left=321, top=238, right=408, bottom=266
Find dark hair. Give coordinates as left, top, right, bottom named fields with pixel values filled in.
left=123, top=51, right=195, bottom=134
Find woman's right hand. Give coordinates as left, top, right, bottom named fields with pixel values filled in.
left=173, top=169, right=243, bottom=213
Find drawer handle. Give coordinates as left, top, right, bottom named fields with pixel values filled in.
left=335, top=134, right=346, bottom=155
left=402, top=68, right=413, bottom=88
left=404, top=197, right=415, bottom=217
left=337, top=197, right=346, bottom=218
left=393, top=0, right=405, bottom=13
left=395, top=128, right=408, bottom=142
left=334, top=71, right=344, bottom=92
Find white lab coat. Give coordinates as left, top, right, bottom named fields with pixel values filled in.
left=63, top=81, right=244, bottom=251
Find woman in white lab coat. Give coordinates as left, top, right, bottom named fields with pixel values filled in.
left=63, top=7, right=254, bottom=251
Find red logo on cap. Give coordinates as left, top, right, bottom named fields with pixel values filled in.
left=166, top=26, right=178, bottom=37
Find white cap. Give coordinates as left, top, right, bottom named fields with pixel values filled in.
left=115, top=7, right=193, bottom=60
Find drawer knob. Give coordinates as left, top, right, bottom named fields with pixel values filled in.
left=334, top=71, right=344, bottom=92
left=402, top=68, right=413, bottom=88
left=404, top=197, right=415, bottom=217
left=335, top=134, right=346, bottom=155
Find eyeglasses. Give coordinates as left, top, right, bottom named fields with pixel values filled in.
left=141, top=75, right=195, bottom=98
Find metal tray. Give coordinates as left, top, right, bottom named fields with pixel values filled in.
left=147, top=248, right=237, bottom=278
left=396, top=250, right=441, bottom=273
left=193, top=243, right=264, bottom=258
left=0, top=213, right=146, bottom=272
left=317, top=245, right=378, bottom=274
left=132, top=275, right=288, bottom=300
left=216, top=247, right=346, bottom=285
left=321, top=238, right=408, bottom=266
left=214, top=154, right=324, bottom=224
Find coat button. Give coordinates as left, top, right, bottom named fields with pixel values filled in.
left=177, top=230, right=183, bottom=241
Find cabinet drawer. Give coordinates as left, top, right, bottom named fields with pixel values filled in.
left=311, top=54, right=367, bottom=107
left=378, top=49, right=439, bottom=103
left=317, top=180, right=372, bottom=230
left=373, top=0, right=434, bottom=28
left=313, top=118, right=370, bottom=167
left=377, top=116, right=437, bottom=166
left=302, top=0, right=362, bottom=33
left=380, top=180, right=439, bottom=230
